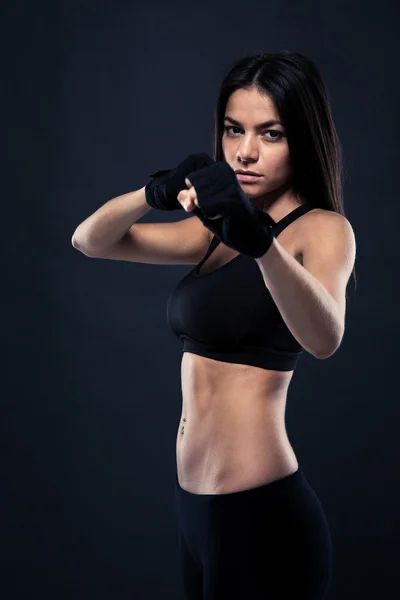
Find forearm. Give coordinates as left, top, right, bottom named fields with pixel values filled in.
left=255, top=237, right=343, bottom=359
left=71, top=185, right=152, bottom=254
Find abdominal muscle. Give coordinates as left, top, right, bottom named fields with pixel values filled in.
left=176, top=351, right=299, bottom=495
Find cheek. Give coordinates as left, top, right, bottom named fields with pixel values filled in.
left=264, top=148, right=291, bottom=172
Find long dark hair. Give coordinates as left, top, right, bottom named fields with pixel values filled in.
left=212, top=51, right=356, bottom=294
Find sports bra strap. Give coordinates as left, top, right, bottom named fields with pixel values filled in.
left=271, top=204, right=313, bottom=237
left=196, top=203, right=313, bottom=267
left=197, top=234, right=220, bottom=268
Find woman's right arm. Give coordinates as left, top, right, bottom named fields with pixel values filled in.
left=71, top=185, right=152, bottom=255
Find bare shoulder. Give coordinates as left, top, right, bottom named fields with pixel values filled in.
left=299, top=207, right=356, bottom=256
left=301, top=207, right=354, bottom=233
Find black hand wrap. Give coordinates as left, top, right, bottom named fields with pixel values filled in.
left=145, top=152, right=215, bottom=210
left=188, top=161, right=276, bottom=258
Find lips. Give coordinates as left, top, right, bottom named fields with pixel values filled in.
left=235, top=170, right=262, bottom=177
left=236, top=173, right=262, bottom=183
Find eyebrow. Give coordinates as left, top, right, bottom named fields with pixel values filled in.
left=223, top=116, right=283, bottom=129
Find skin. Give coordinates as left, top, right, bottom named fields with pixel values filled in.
left=176, top=87, right=311, bottom=494
left=177, top=86, right=305, bottom=221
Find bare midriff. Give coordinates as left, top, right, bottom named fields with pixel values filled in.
left=175, top=204, right=320, bottom=494
left=176, top=351, right=299, bottom=494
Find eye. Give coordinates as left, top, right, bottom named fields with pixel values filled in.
left=264, top=130, right=283, bottom=141
left=223, top=126, right=283, bottom=141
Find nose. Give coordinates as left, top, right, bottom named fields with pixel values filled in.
left=237, top=137, right=259, bottom=163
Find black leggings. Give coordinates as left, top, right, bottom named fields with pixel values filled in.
left=174, top=467, right=333, bottom=600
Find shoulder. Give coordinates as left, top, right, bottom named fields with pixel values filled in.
left=300, top=207, right=356, bottom=265
left=301, top=207, right=354, bottom=237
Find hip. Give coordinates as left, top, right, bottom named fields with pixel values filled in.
left=174, top=466, right=333, bottom=598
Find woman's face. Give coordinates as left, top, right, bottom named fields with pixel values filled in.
left=221, top=87, right=294, bottom=208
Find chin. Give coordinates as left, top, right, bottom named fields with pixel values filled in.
left=241, top=187, right=265, bottom=196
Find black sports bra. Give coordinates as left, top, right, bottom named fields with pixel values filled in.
left=166, top=203, right=314, bottom=371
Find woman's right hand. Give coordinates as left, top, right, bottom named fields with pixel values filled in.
left=145, top=153, right=215, bottom=211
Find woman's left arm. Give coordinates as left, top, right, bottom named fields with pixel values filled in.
left=254, top=212, right=356, bottom=359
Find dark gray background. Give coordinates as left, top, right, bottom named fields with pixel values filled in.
left=3, top=0, right=398, bottom=598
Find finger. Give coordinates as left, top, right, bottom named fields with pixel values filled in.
left=177, top=190, right=193, bottom=212
left=177, top=189, right=189, bottom=202
left=185, top=177, right=192, bottom=188
left=188, top=189, right=196, bottom=203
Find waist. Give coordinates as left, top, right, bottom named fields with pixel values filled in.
left=176, top=405, right=298, bottom=495
left=181, top=351, right=293, bottom=411
left=177, top=351, right=298, bottom=493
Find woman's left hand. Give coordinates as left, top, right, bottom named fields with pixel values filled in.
left=178, top=161, right=275, bottom=258
left=177, top=178, right=222, bottom=219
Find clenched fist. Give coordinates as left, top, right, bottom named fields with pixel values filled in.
left=177, top=178, right=222, bottom=219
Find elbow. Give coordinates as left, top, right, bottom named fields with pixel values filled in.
left=314, top=330, right=344, bottom=360
left=315, top=348, right=335, bottom=360
left=71, top=223, right=91, bottom=251
left=71, top=235, right=84, bottom=252
left=71, top=234, right=92, bottom=257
